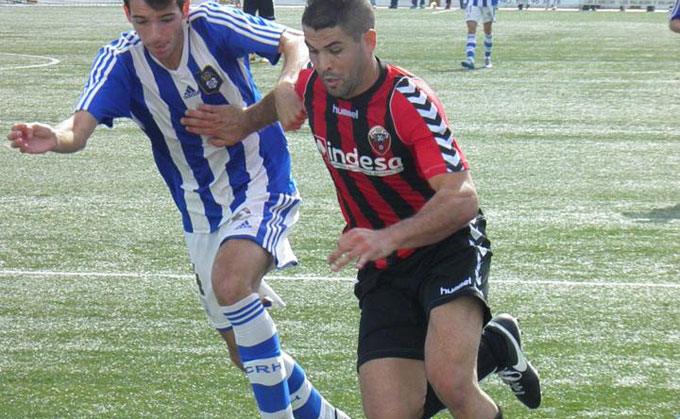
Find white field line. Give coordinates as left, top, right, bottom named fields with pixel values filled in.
left=0, top=52, right=60, bottom=71
left=0, top=269, right=679, bottom=289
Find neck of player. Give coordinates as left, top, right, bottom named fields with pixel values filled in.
left=353, top=56, right=381, bottom=99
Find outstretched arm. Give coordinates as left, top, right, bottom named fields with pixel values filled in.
left=7, top=111, right=98, bottom=154
left=181, top=28, right=308, bottom=146
left=181, top=90, right=283, bottom=147
left=328, top=171, right=480, bottom=271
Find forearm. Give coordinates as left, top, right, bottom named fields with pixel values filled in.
left=53, top=112, right=95, bottom=153
left=382, top=186, right=479, bottom=250
left=277, top=28, right=309, bottom=86
left=243, top=92, right=279, bottom=132
left=52, top=119, right=83, bottom=153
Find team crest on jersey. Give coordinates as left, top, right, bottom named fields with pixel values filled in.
left=196, top=65, right=223, bottom=95
left=368, top=125, right=391, bottom=156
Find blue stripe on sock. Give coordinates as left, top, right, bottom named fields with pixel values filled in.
left=224, top=298, right=260, bottom=321
left=287, top=363, right=306, bottom=394
left=228, top=306, right=265, bottom=326
left=252, top=382, right=291, bottom=413
left=293, top=389, right=322, bottom=419
left=239, top=334, right=281, bottom=362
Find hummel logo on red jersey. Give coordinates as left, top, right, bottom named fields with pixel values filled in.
left=183, top=85, right=200, bottom=100
left=332, top=104, right=358, bottom=119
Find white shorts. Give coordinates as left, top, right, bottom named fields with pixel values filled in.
left=185, top=193, right=300, bottom=331
left=465, top=3, right=497, bottom=23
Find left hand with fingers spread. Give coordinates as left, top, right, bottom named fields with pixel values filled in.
left=328, top=228, right=397, bottom=272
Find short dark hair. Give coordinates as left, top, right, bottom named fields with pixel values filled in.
left=301, top=0, right=375, bottom=41
left=123, top=0, right=185, bottom=12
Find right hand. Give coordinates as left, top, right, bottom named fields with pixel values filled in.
left=7, top=123, right=58, bottom=154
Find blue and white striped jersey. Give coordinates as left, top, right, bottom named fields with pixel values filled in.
left=671, top=0, right=680, bottom=20
left=76, top=2, right=296, bottom=233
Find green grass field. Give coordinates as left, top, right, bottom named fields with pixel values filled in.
left=1, top=4, right=679, bottom=418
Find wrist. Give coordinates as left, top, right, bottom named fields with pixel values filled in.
left=380, top=225, right=403, bottom=252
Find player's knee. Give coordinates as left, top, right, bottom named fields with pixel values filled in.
left=427, top=365, right=477, bottom=411
left=211, top=274, right=252, bottom=305
left=362, top=398, right=423, bottom=419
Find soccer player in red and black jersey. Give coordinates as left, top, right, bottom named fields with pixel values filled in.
left=181, top=0, right=542, bottom=417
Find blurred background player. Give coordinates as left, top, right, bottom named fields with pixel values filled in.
left=243, top=0, right=275, bottom=20
left=461, top=0, right=498, bottom=69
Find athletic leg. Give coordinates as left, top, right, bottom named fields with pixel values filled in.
left=424, top=296, right=499, bottom=418
left=359, top=358, right=428, bottom=419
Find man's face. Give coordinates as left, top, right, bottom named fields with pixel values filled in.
left=303, top=25, right=373, bottom=99
left=125, top=0, right=187, bottom=68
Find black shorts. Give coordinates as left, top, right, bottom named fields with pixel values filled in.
left=354, top=214, right=492, bottom=369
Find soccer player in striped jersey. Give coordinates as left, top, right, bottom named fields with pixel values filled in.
left=670, top=0, right=680, bottom=33
left=6, top=0, right=348, bottom=418
left=461, top=0, right=498, bottom=69
left=181, top=0, right=542, bottom=417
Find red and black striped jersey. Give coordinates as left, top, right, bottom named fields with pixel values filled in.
left=295, top=58, right=469, bottom=269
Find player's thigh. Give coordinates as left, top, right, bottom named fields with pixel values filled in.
left=359, top=357, right=428, bottom=419
left=425, top=296, right=485, bottom=387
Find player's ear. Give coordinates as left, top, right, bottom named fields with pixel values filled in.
left=123, top=2, right=131, bottom=22
left=363, top=29, right=377, bottom=54
left=182, top=0, right=190, bottom=18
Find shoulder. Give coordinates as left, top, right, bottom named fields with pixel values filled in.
left=388, top=66, right=443, bottom=119
left=299, top=67, right=316, bottom=87
left=101, top=31, right=141, bottom=56
left=386, top=65, right=453, bottom=145
left=89, top=31, right=139, bottom=77
left=295, top=66, right=319, bottom=99
left=189, top=2, right=285, bottom=35
left=189, top=1, right=242, bottom=24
